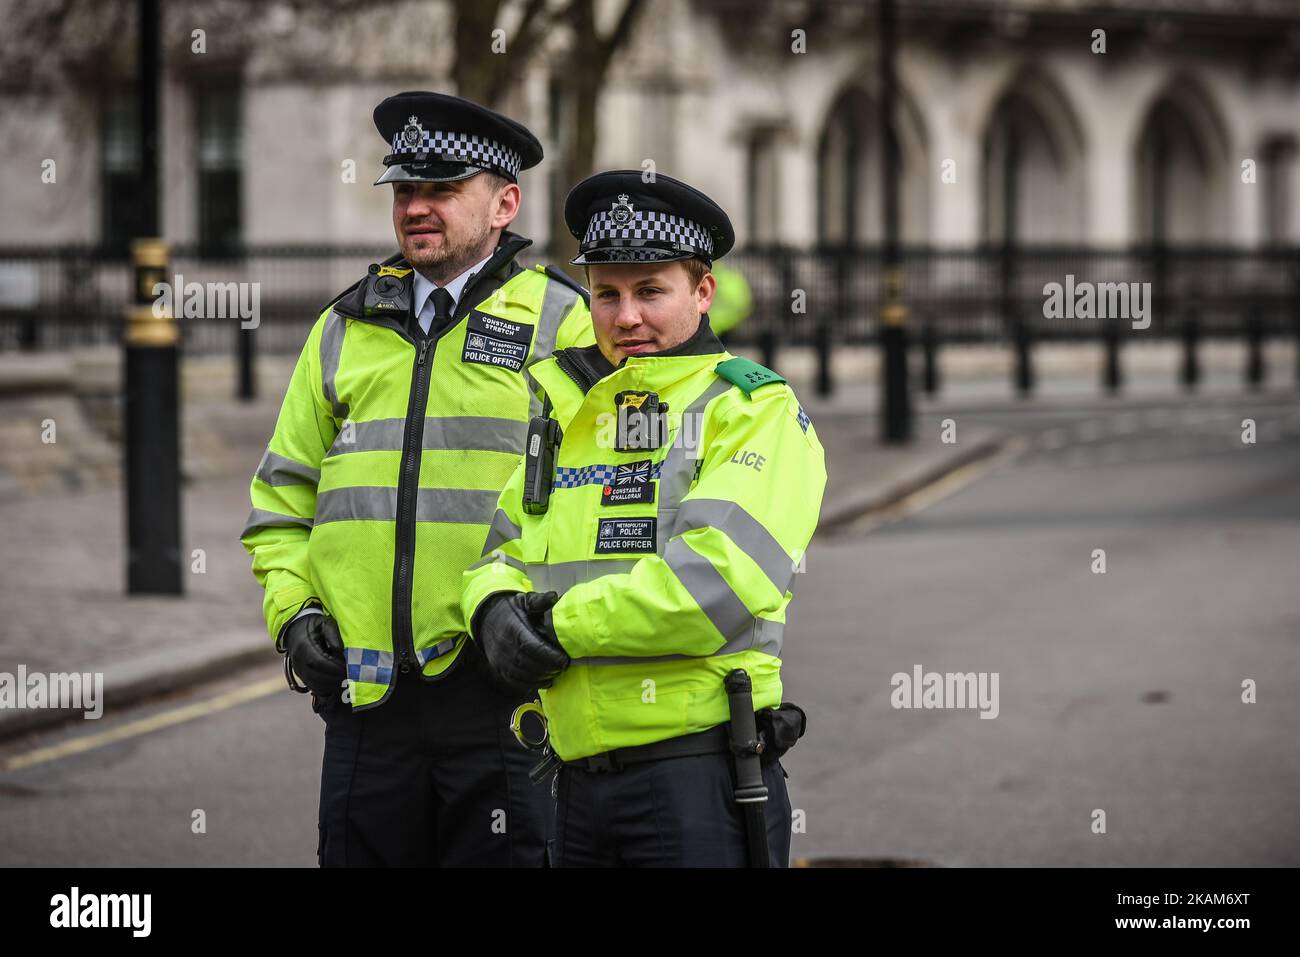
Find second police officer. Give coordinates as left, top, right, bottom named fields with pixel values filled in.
left=241, top=92, right=595, bottom=867
left=463, top=171, right=827, bottom=866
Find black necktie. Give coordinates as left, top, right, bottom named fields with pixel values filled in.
left=430, top=288, right=456, bottom=334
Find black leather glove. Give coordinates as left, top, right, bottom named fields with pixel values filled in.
left=279, top=611, right=346, bottom=696
left=475, top=591, right=569, bottom=693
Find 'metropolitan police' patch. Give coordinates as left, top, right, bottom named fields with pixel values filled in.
left=594, top=517, right=657, bottom=554
left=462, top=310, right=533, bottom=372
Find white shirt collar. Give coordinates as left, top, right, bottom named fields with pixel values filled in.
left=412, top=252, right=495, bottom=333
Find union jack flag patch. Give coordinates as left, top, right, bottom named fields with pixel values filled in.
left=615, top=461, right=651, bottom=485
left=602, top=459, right=657, bottom=506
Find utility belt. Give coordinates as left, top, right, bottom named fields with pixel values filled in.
left=512, top=674, right=806, bottom=868
left=561, top=724, right=730, bottom=773
left=516, top=702, right=807, bottom=776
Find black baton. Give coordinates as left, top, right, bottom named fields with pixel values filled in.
left=724, top=669, right=770, bottom=868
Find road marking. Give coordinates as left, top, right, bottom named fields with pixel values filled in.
left=849, top=436, right=1027, bottom=533
left=0, top=677, right=285, bottom=772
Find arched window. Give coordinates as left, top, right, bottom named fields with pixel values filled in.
left=816, top=88, right=869, bottom=245
left=981, top=74, right=1085, bottom=245
left=815, top=84, right=925, bottom=246
left=1135, top=83, right=1228, bottom=244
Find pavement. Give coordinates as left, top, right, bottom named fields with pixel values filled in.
left=0, top=345, right=1017, bottom=741
left=782, top=391, right=1300, bottom=866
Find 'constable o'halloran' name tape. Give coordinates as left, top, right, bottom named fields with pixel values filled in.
left=0, top=666, right=104, bottom=719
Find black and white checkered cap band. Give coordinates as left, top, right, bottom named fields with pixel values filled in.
left=582, top=209, right=714, bottom=257
left=389, top=129, right=522, bottom=179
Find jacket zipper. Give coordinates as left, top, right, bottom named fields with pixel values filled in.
left=553, top=349, right=599, bottom=393
left=391, top=334, right=433, bottom=677
left=339, top=240, right=525, bottom=688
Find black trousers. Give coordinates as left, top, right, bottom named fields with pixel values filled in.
left=314, top=639, right=550, bottom=867
left=551, top=750, right=792, bottom=867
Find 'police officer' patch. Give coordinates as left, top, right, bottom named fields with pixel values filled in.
left=594, top=517, right=656, bottom=554
left=462, top=310, right=533, bottom=373
left=600, top=460, right=656, bottom=506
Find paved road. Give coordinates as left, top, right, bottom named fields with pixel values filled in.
left=1, top=392, right=1297, bottom=866
left=786, top=392, right=1300, bottom=865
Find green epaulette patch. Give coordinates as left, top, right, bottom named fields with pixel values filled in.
left=714, top=357, right=786, bottom=395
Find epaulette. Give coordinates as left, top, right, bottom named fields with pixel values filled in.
left=539, top=264, right=590, bottom=307
left=714, top=356, right=786, bottom=396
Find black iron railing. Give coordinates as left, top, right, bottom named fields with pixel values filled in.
left=1, top=244, right=1297, bottom=355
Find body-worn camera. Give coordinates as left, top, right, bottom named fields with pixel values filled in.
left=613, top=390, right=669, bottom=452
left=362, top=264, right=412, bottom=317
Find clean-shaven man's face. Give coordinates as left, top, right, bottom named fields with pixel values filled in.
left=587, top=262, right=716, bottom=366
left=392, top=173, right=520, bottom=283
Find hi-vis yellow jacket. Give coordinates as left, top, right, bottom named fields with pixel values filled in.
left=461, top=320, right=826, bottom=760
left=241, top=233, right=594, bottom=710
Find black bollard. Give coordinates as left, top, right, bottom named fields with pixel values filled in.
left=1245, top=310, right=1265, bottom=390
left=922, top=319, right=939, bottom=395
left=759, top=328, right=778, bottom=373
left=1293, top=270, right=1300, bottom=386
left=124, top=238, right=183, bottom=594
left=815, top=319, right=832, bottom=398
left=1102, top=316, right=1122, bottom=394
left=1013, top=314, right=1034, bottom=397
left=1180, top=309, right=1200, bottom=391
left=237, top=320, right=256, bottom=401
left=18, top=316, right=38, bottom=351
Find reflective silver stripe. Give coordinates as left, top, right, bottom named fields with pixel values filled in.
left=327, top=418, right=404, bottom=457
left=533, top=277, right=579, bottom=368
left=415, top=488, right=499, bottom=524
left=532, top=559, right=637, bottom=593
left=315, top=486, right=501, bottom=525
left=320, top=310, right=349, bottom=420
left=254, top=447, right=320, bottom=487
left=242, top=507, right=314, bottom=538
left=327, top=416, right=527, bottom=457
left=672, top=498, right=794, bottom=596
left=663, top=535, right=755, bottom=641
left=655, top=377, right=735, bottom=553
left=426, top=416, right=526, bottom=454
left=469, top=550, right=528, bottom=574
left=315, top=486, right=396, bottom=524
left=480, top=508, right=523, bottom=555
left=570, top=618, right=783, bottom=666
left=526, top=278, right=580, bottom=417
